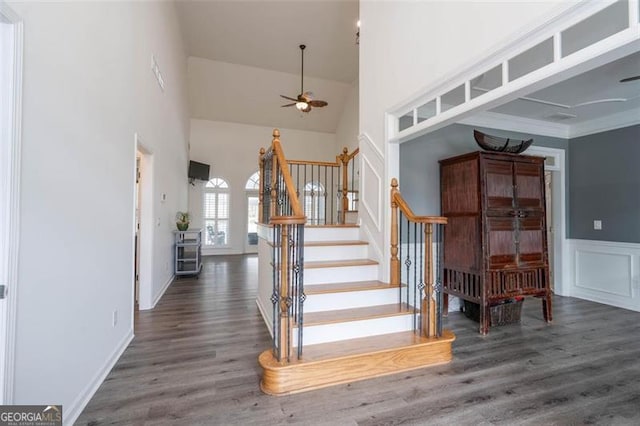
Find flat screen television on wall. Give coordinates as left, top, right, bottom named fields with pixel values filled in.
left=188, top=160, right=210, bottom=182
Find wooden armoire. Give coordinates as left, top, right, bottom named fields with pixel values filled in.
left=439, top=151, right=552, bottom=335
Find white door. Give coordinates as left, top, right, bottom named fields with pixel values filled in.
left=0, top=9, right=22, bottom=404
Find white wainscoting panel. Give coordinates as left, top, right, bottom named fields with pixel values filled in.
left=569, top=239, right=640, bottom=312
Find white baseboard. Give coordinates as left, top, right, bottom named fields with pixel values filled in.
left=65, top=329, right=134, bottom=426
left=569, top=239, right=640, bottom=312
left=255, top=298, right=273, bottom=337
left=148, top=274, right=175, bottom=310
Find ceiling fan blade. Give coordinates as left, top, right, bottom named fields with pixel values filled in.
left=308, top=100, right=328, bottom=108
left=281, top=103, right=296, bottom=107
left=280, top=95, right=298, bottom=102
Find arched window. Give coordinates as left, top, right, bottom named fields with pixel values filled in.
left=304, top=181, right=325, bottom=225
left=203, top=177, right=229, bottom=246
left=245, top=172, right=260, bottom=190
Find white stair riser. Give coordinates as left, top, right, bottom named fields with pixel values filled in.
left=304, top=288, right=399, bottom=312
left=305, top=227, right=359, bottom=242
left=294, top=315, right=414, bottom=346
left=304, top=244, right=367, bottom=262
left=304, top=264, right=378, bottom=284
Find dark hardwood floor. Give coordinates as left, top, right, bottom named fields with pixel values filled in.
left=77, top=255, right=640, bottom=425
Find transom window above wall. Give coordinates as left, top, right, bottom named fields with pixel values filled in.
left=203, top=177, right=229, bottom=247
left=391, top=0, right=640, bottom=142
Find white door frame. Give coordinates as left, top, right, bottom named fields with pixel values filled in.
left=0, top=1, right=23, bottom=405
left=523, top=146, right=568, bottom=297
left=134, top=134, right=155, bottom=310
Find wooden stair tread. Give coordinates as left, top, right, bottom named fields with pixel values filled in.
left=304, top=259, right=378, bottom=269
left=303, top=303, right=413, bottom=326
left=305, top=280, right=400, bottom=294
left=304, top=240, right=367, bottom=247
left=269, top=240, right=368, bottom=248
left=306, top=224, right=359, bottom=228
left=259, top=330, right=455, bottom=395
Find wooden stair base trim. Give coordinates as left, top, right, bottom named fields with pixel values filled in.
left=259, top=330, right=455, bottom=395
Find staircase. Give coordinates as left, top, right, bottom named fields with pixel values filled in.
left=257, top=223, right=455, bottom=395
left=257, top=130, right=454, bottom=395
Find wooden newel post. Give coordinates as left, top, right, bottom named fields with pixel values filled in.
left=390, top=178, right=400, bottom=286
left=258, top=147, right=265, bottom=224
left=422, top=224, right=436, bottom=337
left=278, top=224, right=293, bottom=362
left=270, top=129, right=280, bottom=220
left=339, top=147, right=350, bottom=224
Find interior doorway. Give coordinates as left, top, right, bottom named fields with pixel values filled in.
left=0, top=5, right=22, bottom=404
left=545, top=170, right=554, bottom=292
left=134, top=135, right=154, bottom=310
left=134, top=154, right=142, bottom=308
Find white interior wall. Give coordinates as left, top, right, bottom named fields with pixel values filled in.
left=358, top=0, right=573, bottom=273
left=335, top=80, right=359, bottom=153
left=188, top=119, right=338, bottom=255
left=8, top=1, right=189, bottom=422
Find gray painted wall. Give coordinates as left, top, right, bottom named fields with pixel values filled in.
left=399, top=123, right=568, bottom=216
left=568, top=124, right=640, bottom=243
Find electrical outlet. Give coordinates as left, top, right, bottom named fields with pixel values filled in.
left=112, top=310, right=118, bottom=327
left=593, top=220, right=602, bottom=230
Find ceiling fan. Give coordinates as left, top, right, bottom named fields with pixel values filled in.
left=281, top=45, right=328, bottom=113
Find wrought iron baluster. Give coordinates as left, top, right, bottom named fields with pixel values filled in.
left=404, top=215, right=411, bottom=308
left=413, top=222, right=417, bottom=330
left=399, top=212, right=403, bottom=305
left=436, top=224, right=443, bottom=337
left=419, top=223, right=424, bottom=334
left=324, top=166, right=328, bottom=224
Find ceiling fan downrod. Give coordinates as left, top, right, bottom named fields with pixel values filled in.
left=300, top=44, right=305, bottom=96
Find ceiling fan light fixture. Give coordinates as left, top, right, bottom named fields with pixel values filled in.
left=296, top=101, right=309, bottom=111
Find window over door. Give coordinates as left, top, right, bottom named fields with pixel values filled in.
left=203, top=178, right=229, bottom=247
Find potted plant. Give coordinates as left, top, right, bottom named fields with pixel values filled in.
left=176, top=211, right=190, bottom=231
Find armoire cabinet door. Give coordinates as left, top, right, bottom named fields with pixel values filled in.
left=518, top=216, right=546, bottom=267
left=486, top=217, right=518, bottom=269
left=484, top=160, right=514, bottom=210
left=514, top=162, right=544, bottom=210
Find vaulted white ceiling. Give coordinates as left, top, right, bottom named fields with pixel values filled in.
left=176, top=0, right=359, bottom=133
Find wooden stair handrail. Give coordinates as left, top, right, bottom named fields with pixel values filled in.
left=260, top=129, right=305, bottom=220
left=390, top=177, right=447, bottom=338
left=390, top=178, right=447, bottom=225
